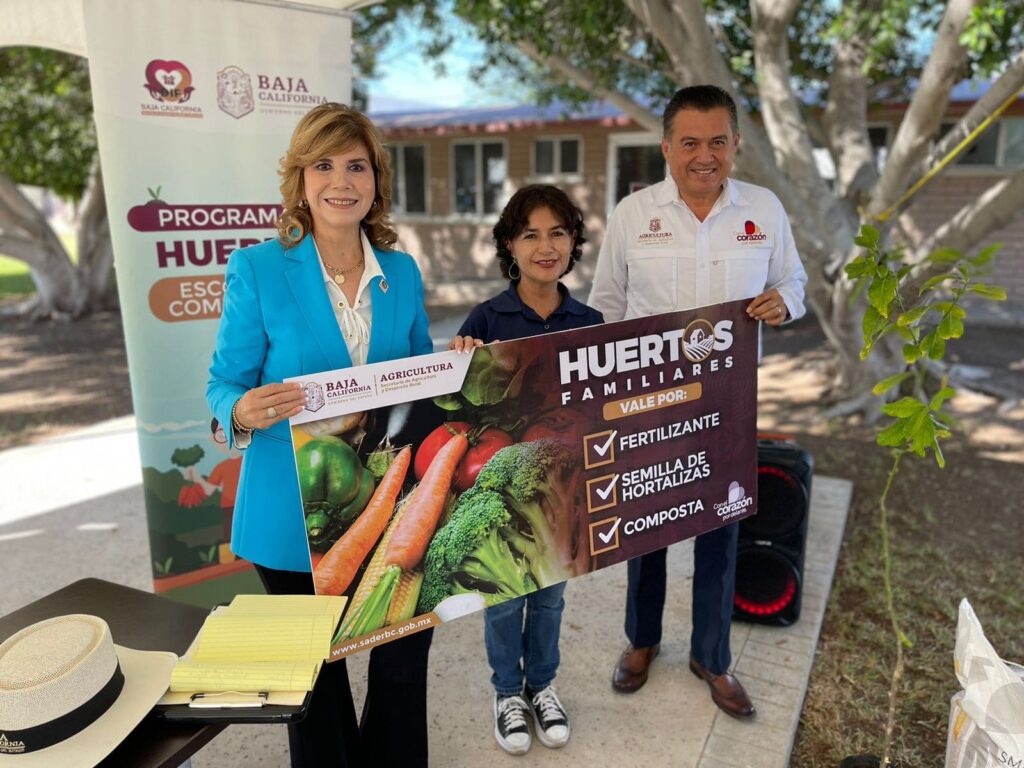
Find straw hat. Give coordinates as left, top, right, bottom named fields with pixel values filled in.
left=0, top=614, right=176, bottom=767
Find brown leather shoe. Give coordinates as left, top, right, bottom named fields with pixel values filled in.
left=611, top=644, right=660, bottom=693
left=688, top=655, right=756, bottom=718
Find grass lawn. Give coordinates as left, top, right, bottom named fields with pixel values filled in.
left=0, top=233, right=77, bottom=299
left=0, top=255, right=35, bottom=295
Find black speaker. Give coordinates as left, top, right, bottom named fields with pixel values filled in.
left=733, top=437, right=814, bottom=626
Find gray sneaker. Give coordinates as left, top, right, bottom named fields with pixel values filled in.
left=493, top=693, right=531, bottom=755
left=527, top=685, right=571, bottom=748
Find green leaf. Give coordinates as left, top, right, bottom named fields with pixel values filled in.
left=909, top=409, right=936, bottom=455
left=896, top=264, right=912, bottom=280
left=861, top=305, right=887, bottom=338
left=872, top=372, right=911, bottom=396
left=868, top=270, right=898, bottom=317
left=927, top=248, right=962, bottom=264
left=937, top=312, right=965, bottom=340
left=896, top=306, right=927, bottom=327
left=877, top=419, right=910, bottom=447
left=969, top=243, right=1002, bottom=266
left=902, top=343, right=922, bottom=364
left=929, top=387, right=956, bottom=410
left=968, top=284, right=1007, bottom=301
left=855, top=224, right=880, bottom=249
left=845, top=257, right=874, bottom=278
left=919, top=274, right=954, bottom=295
left=933, top=440, right=946, bottom=468
left=921, top=331, right=946, bottom=361
left=881, top=396, right=926, bottom=418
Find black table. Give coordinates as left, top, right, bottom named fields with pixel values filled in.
left=0, top=578, right=226, bottom=768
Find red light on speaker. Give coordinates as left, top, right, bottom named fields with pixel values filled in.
left=758, top=463, right=800, bottom=488
left=734, top=573, right=797, bottom=616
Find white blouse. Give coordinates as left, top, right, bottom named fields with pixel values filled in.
left=313, top=230, right=384, bottom=368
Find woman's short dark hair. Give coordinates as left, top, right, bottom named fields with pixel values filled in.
left=492, top=185, right=587, bottom=280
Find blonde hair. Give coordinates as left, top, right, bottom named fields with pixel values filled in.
left=276, top=102, right=397, bottom=249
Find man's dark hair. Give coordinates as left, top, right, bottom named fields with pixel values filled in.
left=662, top=85, right=739, bottom=138
left=493, top=184, right=587, bottom=280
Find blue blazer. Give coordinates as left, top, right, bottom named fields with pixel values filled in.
left=207, top=234, right=433, bottom=571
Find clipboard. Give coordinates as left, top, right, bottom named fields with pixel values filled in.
left=153, top=687, right=314, bottom=724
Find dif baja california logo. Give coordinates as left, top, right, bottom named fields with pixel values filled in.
left=217, top=66, right=255, bottom=119
left=144, top=60, right=195, bottom=103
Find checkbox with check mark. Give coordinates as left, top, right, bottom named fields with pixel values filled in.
left=589, top=516, right=621, bottom=555
left=586, top=473, right=619, bottom=513
left=583, top=429, right=617, bottom=469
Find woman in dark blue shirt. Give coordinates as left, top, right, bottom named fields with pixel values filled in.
left=450, top=185, right=602, bottom=756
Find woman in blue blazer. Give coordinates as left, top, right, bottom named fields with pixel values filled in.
left=207, top=103, right=434, bottom=768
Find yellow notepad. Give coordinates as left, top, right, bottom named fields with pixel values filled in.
left=165, top=593, right=347, bottom=697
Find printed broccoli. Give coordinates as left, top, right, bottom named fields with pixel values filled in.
left=417, top=438, right=586, bottom=613
left=418, top=486, right=538, bottom=613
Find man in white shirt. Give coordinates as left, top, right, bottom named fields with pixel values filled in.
left=589, top=84, right=807, bottom=719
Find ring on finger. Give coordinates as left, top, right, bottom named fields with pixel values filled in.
left=267, top=406, right=278, bottom=419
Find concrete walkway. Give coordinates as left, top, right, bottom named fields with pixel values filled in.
left=0, top=415, right=850, bottom=768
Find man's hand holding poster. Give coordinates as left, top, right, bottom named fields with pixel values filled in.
left=287, top=298, right=759, bottom=659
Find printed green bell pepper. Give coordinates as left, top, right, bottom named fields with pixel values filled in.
left=296, top=435, right=375, bottom=551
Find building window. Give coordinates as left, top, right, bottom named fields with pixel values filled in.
left=533, top=137, right=582, bottom=178
left=388, top=144, right=427, bottom=215
left=1002, top=119, right=1024, bottom=167
left=452, top=141, right=506, bottom=215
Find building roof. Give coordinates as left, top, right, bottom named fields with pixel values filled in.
left=370, top=100, right=631, bottom=132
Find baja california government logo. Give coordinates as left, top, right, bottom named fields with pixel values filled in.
left=217, top=65, right=255, bottom=119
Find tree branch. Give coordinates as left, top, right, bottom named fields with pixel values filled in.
left=824, top=3, right=882, bottom=205
left=515, top=41, right=662, bottom=133
left=903, top=167, right=1024, bottom=297
left=750, top=0, right=853, bottom=255
left=868, top=0, right=976, bottom=217
left=918, top=48, right=1024, bottom=177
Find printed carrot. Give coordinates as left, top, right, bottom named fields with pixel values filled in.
left=314, top=446, right=412, bottom=596
left=386, top=433, right=469, bottom=571
left=336, top=431, right=468, bottom=640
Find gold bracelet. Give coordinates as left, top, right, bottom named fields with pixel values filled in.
left=231, top=400, right=254, bottom=435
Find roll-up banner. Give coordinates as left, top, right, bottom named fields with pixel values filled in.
left=82, top=0, right=352, bottom=604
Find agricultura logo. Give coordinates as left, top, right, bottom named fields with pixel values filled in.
left=649, top=217, right=662, bottom=233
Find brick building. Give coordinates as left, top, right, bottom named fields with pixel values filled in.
left=373, top=89, right=1022, bottom=325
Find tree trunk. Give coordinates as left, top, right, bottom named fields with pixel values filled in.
left=0, top=172, right=81, bottom=318
left=76, top=164, right=117, bottom=312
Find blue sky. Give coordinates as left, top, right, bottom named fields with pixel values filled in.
left=362, top=12, right=520, bottom=112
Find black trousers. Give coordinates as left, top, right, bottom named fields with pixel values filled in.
left=624, top=522, right=739, bottom=674
left=254, top=564, right=434, bottom=768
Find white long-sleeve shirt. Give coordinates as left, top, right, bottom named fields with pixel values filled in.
left=589, top=177, right=807, bottom=323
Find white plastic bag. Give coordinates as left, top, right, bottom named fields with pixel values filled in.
left=946, top=599, right=1024, bottom=768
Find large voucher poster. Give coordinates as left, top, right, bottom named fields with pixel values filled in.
left=288, top=300, right=759, bottom=658
left=82, top=0, right=351, bottom=603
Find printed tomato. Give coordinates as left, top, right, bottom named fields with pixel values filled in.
left=414, top=421, right=472, bottom=481
left=454, top=427, right=514, bottom=491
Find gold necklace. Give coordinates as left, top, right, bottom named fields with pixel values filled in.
left=323, top=254, right=365, bottom=285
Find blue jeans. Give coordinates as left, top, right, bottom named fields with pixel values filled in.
left=484, top=582, right=566, bottom=695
